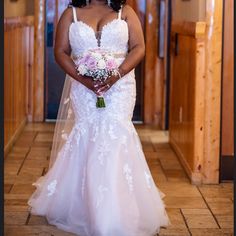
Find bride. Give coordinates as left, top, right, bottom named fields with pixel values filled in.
left=28, top=0, right=171, bottom=235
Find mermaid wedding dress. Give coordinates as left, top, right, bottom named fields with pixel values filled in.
left=28, top=6, right=171, bottom=236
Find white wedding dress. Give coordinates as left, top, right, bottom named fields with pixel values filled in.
left=28, top=6, right=171, bottom=236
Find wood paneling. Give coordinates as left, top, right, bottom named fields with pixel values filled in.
left=169, top=21, right=206, bottom=184
left=144, top=0, right=167, bottom=126
left=4, top=16, right=34, bottom=155
left=203, top=0, right=223, bottom=184
left=33, top=0, right=45, bottom=122
left=171, top=21, right=206, bottom=38
left=172, top=0, right=206, bottom=22
left=144, top=0, right=158, bottom=124
left=169, top=0, right=223, bottom=184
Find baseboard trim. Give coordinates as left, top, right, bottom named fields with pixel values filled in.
left=4, top=117, right=27, bottom=157
left=170, top=136, right=202, bottom=185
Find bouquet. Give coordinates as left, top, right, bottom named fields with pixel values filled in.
left=74, top=48, right=119, bottom=108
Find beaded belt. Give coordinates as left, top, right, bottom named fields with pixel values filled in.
left=71, top=52, right=127, bottom=61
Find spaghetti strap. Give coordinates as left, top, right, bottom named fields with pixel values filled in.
left=72, top=7, right=78, bottom=22
left=118, top=5, right=122, bottom=20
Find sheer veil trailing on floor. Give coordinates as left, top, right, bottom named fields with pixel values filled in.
left=48, top=74, right=75, bottom=169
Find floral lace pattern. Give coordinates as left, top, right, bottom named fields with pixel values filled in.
left=123, top=163, right=133, bottom=192
left=47, top=180, right=57, bottom=196
left=69, top=19, right=128, bottom=57
left=81, top=167, right=86, bottom=198
left=144, top=171, right=152, bottom=189
left=97, top=140, right=109, bottom=165
left=96, top=185, right=108, bottom=208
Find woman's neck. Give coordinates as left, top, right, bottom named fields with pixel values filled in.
left=90, top=0, right=106, bottom=5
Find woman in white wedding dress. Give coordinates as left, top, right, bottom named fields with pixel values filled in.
left=28, top=0, right=171, bottom=235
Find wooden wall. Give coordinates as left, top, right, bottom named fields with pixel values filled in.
left=169, top=0, right=224, bottom=184
left=202, top=0, right=223, bottom=183
left=32, top=0, right=45, bottom=122
left=4, top=0, right=34, bottom=17
left=169, top=22, right=206, bottom=184
left=143, top=0, right=166, bottom=126
left=172, top=0, right=206, bottom=22
left=4, top=16, right=34, bottom=155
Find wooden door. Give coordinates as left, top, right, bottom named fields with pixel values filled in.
left=45, top=0, right=144, bottom=121
left=220, top=0, right=234, bottom=181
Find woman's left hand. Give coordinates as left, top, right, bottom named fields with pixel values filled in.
left=94, top=74, right=120, bottom=95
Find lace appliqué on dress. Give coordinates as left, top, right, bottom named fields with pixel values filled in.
left=47, top=180, right=57, bottom=196
left=97, top=140, right=109, bottom=165
left=96, top=185, right=108, bottom=208
left=121, top=135, right=128, bottom=153
left=81, top=167, right=86, bottom=198
left=144, top=171, right=152, bottom=189
left=123, top=163, right=133, bottom=192
left=108, top=124, right=117, bottom=140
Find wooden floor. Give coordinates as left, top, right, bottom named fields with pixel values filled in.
left=4, top=123, right=233, bottom=236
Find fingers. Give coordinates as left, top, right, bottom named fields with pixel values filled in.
left=87, top=79, right=112, bottom=96
left=96, top=84, right=109, bottom=94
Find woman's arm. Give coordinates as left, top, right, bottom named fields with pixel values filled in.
left=97, top=4, right=145, bottom=94
left=54, top=8, right=99, bottom=94
left=118, top=4, right=145, bottom=76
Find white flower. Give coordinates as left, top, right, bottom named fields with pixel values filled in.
left=106, top=55, right=113, bottom=61
left=78, top=64, right=87, bottom=75
left=97, top=59, right=106, bottom=69
left=92, top=52, right=102, bottom=60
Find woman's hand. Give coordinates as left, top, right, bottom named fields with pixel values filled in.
left=79, top=75, right=103, bottom=96
left=95, top=74, right=120, bottom=95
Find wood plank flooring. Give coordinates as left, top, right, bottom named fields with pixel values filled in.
left=4, top=123, right=233, bottom=236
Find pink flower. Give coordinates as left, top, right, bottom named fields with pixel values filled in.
left=86, top=57, right=97, bottom=70
left=106, top=58, right=117, bottom=70
left=77, top=54, right=90, bottom=65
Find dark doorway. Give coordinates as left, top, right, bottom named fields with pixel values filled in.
left=44, top=0, right=68, bottom=120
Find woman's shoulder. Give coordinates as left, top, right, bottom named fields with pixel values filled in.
left=59, top=6, right=74, bottom=22
left=122, top=3, right=133, bottom=12
left=122, top=4, right=138, bottom=19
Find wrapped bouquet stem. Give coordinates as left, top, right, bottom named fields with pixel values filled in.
left=74, top=48, right=119, bottom=108
left=96, top=96, right=106, bottom=108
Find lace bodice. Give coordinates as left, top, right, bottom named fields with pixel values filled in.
left=69, top=6, right=129, bottom=57
left=68, top=5, right=135, bottom=124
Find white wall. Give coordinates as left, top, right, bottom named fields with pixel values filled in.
left=172, top=0, right=206, bottom=22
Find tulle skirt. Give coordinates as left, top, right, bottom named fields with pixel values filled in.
left=28, top=73, right=171, bottom=236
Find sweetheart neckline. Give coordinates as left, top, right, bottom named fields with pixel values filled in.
left=70, top=18, right=128, bottom=47
left=73, top=18, right=127, bottom=35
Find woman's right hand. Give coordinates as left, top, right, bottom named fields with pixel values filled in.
left=78, top=75, right=102, bottom=96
